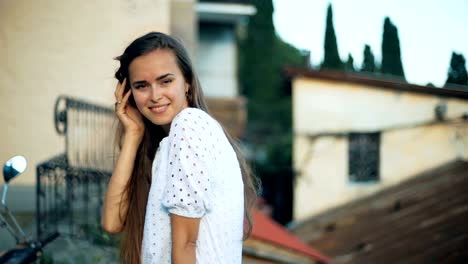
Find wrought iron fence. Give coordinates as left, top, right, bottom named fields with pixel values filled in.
left=36, top=96, right=116, bottom=243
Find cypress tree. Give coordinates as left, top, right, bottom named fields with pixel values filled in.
left=361, top=44, right=376, bottom=72
left=345, top=53, right=355, bottom=72
left=381, top=17, right=405, bottom=79
left=446, top=52, right=468, bottom=86
left=321, top=3, right=342, bottom=70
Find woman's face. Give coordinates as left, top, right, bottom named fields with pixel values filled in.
left=128, top=49, right=189, bottom=133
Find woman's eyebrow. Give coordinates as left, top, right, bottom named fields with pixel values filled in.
left=156, top=73, right=174, bottom=81
left=131, top=73, right=174, bottom=86
left=132, top=80, right=147, bottom=86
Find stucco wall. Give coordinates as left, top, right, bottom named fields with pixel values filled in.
left=170, top=0, right=197, bottom=59
left=0, top=1, right=170, bottom=214
left=293, top=78, right=468, bottom=134
left=0, top=0, right=170, bottom=186
left=293, top=78, right=468, bottom=220
left=294, top=123, right=468, bottom=220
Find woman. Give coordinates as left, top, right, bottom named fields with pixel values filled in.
left=101, top=32, right=259, bottom=264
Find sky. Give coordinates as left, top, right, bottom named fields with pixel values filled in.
left=272, top=0, right=468, bottom=87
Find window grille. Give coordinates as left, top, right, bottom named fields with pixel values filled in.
left=348, top=132, right=380, bottom=182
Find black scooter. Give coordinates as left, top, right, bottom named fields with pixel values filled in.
left=0, top=155, right=59, bottom=264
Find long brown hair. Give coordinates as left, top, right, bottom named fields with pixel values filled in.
left=114, top=32, right=260, bottom=263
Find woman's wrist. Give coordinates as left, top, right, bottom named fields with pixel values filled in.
left=123, top=132, right=143, bottom=146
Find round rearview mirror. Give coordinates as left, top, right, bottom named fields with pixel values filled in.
left=3, top=155, right=27, bottom=183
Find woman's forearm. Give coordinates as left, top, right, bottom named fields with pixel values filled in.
left=101, top=135, right=141, bottom=233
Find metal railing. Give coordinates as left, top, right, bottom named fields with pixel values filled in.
left=36, top=96, right=115, bottom=243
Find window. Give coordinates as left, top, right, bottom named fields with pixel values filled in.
left=348, top=132, right=380, bottom=182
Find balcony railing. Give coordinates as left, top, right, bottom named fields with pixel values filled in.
left=36, top=96, right=115, bottom=243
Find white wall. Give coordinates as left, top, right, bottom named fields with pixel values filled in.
left=170, top=0, right=197, bottom=59
left=293, top=78, right=468, bottom=134
left=0, top=0, right=170, bottom=212
left=197, top=24, right=238, bottom=98
left=293, top=77, right=468, bottom=221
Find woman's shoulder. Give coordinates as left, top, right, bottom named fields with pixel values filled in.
left=166, top=107, right=222, bottom=158
left=174, top=107, right=211, bottom=121
left=170, top=107, right=218, bottom=132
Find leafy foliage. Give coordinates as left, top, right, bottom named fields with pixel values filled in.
left=238, top=0, right=308, bottom=224
left=239, top=0, right=307, bottom=136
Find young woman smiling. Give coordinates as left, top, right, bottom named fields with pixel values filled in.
left=101, top=32, right=259, bottom=264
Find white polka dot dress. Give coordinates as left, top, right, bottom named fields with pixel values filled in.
left=141, top=107, right=244, bottom=264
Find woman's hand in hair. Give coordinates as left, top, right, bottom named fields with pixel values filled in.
left=115, top=79, right=145, bottom=141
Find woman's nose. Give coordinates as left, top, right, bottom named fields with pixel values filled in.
left=150, top=84, right=162, bottom=102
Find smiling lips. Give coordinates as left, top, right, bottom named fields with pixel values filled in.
left=149, top=104, right=169, bottom=114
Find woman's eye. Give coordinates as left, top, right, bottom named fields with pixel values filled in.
left=162, top=79, right=173, bottom=85
left=134, top=84, right=147, bottom=89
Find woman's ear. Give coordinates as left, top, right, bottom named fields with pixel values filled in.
left=184, top=83, right=191, bottom=105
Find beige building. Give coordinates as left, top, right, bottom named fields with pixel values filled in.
left=287, top=68, right=468, bottom=221
left=0, top=0, right=176, bottom=218
left=196, top=0, right=255, bottom=138
left=1, top=0, right=171, bottom=187
left=1, top=0, right=253, bottom=211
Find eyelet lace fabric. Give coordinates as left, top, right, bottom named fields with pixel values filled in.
left=141, top=108, right=244, bottom=264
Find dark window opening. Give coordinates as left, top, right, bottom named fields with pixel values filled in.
left=348, top=132, right=380, bottom=182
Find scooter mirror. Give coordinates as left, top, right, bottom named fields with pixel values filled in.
left=3, top=155, right=27, bottom=183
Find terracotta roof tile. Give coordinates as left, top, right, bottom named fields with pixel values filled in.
left=251, top=208, right=331, bottom=263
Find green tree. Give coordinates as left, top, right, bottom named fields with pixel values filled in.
left=321, top=3, right=342, bottom=70
left=238, top=0, right=308, bottom=224
left=446, top=52, right=468, bottom=86
left=361, top=44, right=376, bottom=72
left=381, top=17, right=405, bottom=79
left=239, top=0, right=307, bottom=133
left=345, top=53, right=355, bottom=72
left=239, top=0, right=276, bottom=100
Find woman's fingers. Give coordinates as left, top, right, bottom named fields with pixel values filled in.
left=116, top=90, right=142, bottom=126
left=114, top=78, right=127, bottom=101
left=127, top=105, right=144, bottom=126
left=114, top=79, right=144, bottom=136
left=122, top=89, right=132, bottom=105
left=115, top=90, right=132, bottom=115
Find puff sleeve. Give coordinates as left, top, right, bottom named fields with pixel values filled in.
left=161, top=110, right=214, bottom=218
